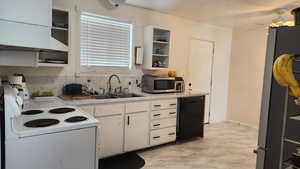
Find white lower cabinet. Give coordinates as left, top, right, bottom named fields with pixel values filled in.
left=124, top=112, right=149, bottom=152
left=97, top=115, right=124, bottom=158
left=150, top=127, right=176, bottom=146
left=150, top=118, right=176, bottom=130
left=77, top=98, right=177, bottom=158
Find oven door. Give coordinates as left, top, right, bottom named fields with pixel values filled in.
left=153, top=79, right=176, bottom=93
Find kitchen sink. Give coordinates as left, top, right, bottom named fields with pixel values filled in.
left=94, top=93, right=143, bottom=99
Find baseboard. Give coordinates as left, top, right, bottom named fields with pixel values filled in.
left=226, top=120, right=259, bottom=130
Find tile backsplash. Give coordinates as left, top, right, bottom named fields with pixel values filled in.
left=1, top=74, right=143, bottom=96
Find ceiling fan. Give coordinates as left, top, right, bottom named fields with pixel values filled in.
left=269, top=8, right=294, bottom=27
left=232, top=0, right=300, bottom=27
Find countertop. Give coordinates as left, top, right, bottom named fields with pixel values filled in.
left=60, top=90, right=208, bottom=106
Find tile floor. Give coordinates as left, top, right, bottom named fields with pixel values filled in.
left=139, top=122, right=258, bottom=169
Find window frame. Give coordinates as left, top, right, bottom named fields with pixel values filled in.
left=79, top=12, right=134, bottom=70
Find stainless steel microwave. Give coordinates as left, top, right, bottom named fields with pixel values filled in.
left=142, top=75, right=184, bottom=94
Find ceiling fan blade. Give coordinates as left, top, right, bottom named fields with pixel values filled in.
left=281, top=0, right=300, bottom=10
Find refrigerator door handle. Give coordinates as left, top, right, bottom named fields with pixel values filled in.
left=254, top=147, right=267, bottom=154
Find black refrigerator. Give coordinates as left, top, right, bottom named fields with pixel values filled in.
left=257, top=26, right=300, bottom=169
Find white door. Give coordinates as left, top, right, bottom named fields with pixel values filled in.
left=124, top=112, right=149, bottom=152
left=188, top=39, right=214, bottom=123
left=97, top=115, right=124, bottom=158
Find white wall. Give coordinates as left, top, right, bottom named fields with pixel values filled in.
left=0, top=0, right=233, bottom=122
left=227, top=27, right=268, bottom=127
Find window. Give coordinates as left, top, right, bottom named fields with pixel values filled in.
left=80, top=12, right=133, bottom=68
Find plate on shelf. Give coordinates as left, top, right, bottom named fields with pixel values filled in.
left=45, top=59, right=66, bottom=64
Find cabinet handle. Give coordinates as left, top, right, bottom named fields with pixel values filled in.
left=170, top=103, right=177, bottom=106
left=127, top=116, right=130, bottom=125
left=168, top=133, right=176, bottom=136
left=154, top=114, right=161, bottom=117
left=153, top=136, right=160, bottom=139
left=154, top=105, right=161, bottom=107
left=169, top=112, right=176, bottom=115
left=153, top=124, right=161, bottom=127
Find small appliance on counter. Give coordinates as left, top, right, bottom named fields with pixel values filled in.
left=63, top=83, right=85, bottom=96
left=8, top=74, right=30, bottom=100
left=142, top=74, right=185, bottom=94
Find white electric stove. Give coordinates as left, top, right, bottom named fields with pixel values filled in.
left=1, top=85, right=99, bottom=169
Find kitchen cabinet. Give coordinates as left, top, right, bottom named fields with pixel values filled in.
left=0, top=0, right=52, bottom=27
left=150, top=127, right=176, bottom=146
left=143, top=25, right=171, bottom=70
left=74, top=98, right=179, bottom=158
left=124, top=112, right=150, bottom=152
left=149, top=99, right=177, bottom=146
left=151, top=99, right=177, bottom=111
left=97, top=115, right=124, bottom=158
left=0, top=0, right=52, bottom=49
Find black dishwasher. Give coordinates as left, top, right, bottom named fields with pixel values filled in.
left=177, top=96, right=205, bottom=141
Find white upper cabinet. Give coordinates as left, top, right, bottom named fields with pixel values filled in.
left=0, top=0, right=52, bottom=49
left=143, top=25, right=171, bottom=70
left=0, top=0, right=52, bottom=27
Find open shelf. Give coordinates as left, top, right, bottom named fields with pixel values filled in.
left=283, top=162, right=300, bottom=169
left=152, top=54, right=169, bottom=57
left=285, top=138, right=300, bottom=146
left=153, top=40, right=169, bottom=44
left=52, top=26, right=68, bottom=31
left=37, top=8, right=69, bottom=67
left=143, top=26, right=171, bottom=70
left=290, top=115, right=300, bottom=121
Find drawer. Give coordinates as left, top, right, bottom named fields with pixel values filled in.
left=126, top=101, right=149, bottom=113
left=151, top=99, right=177, bottom=110
left=151, top=109, right=177, bottom=120
left=79, top=105, right=95, bottom=116
left=95, top=103, right=124, bottom=117
left=150, top=127, right=176, bottom=146
left=151, top=118, right=176, bottom=130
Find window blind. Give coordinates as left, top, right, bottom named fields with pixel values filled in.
left=80, top=12, right=132, bottom=67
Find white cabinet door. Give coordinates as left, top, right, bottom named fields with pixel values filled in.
left=97, top=115, right=124, bottom=158
left=124, top=112, right=149, bottom=152
left=0, top=0, right=52, bottom=26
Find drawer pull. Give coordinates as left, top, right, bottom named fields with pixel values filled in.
left=153, top=124, right=161, bottom=127
left=169, top=103, right=177, bottom=106
left=154, top=105, right=161, bottom=107
left=169, top=112, right=176, bottom=115
left=153, top=136, right=161, bottom=139
left=153, top=114, right=161, bottom=117
left=127, top=116, right=130, bottom=125
left=168, top=133, right=176, bottom=136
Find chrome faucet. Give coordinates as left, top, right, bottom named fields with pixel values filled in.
left=108, top=74, right=122, bottom=94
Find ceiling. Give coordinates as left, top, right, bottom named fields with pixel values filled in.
left=125, top=0, right=300, bottom=28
